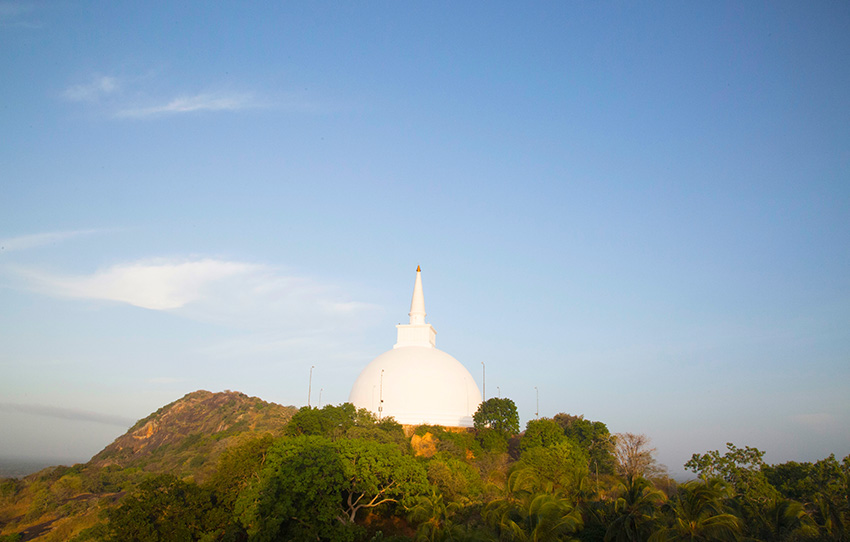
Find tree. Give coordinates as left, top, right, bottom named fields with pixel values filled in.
left=521, top=418, right=566, bottom=452
left=476, top=427, right=510, bottom=454
left=285, top=402, right=383, bottom=439
left=236, top=435, right=429, bottom=541
left=408, top=490, right=463, bottom=542
left=684, top=443, right=767, bottom=483
left=485, top=469, right=583, bottom=541
left=815, top=492, right=848, bottom=542
left=473, top=398, right=520, bottom=435
left=514, top=441, right=589, bottom=497
left=683, top=443, right=804, bottom=541
left=425, top=455, right=482, bottom=501
left=614, top=433, right=664, bottom=482
left=763, top=453, right=849, bottom=537
left=336, top=438, right=429, bottom=523
left=753, top=498, right=817, bottom=542
left=651, top=479, right=740, bottom=542
left=235, top=435, right=355, bottom=542
left=604, top=476, right=665, bottom=542
left=205, top=433, right=275, bottom=511
left=555, top=413, right=617, bottom=476
left=104, top=474, right=228, bottom=542
left=344, top=421, right=409, bottom=451
left=684, top=442, right=779, bottom=526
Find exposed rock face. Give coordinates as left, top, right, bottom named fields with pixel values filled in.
left=88, top=390, right=296, bottom=478
left=410, top=432, right=437, bottom=458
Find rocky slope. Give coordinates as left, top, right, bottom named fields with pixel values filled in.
left=88, top=389, right=297, bottom=480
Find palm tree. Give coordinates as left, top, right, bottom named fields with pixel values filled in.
left=650, top=479, right=740, bottom=542
left=485, top=493, right=583, bottom=542
left=605, top=476, right=666, bottom=542
left=408, top=490, right=462, bottom=542
left=815, top=493, right=848, bottom=542
left=484, top=468, right=583, bottom=541
left=754, top=498, right=816, bottom=542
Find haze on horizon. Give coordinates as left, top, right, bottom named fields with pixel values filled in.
left=1, top=1, right=848, bottom=478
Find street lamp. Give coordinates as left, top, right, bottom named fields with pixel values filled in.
left=481, top=361, right=486, bottom=400
left=535, top=386, right=539, bottom=419
left=319, top=388, right=323, bottom=408
left=378, top=369, right=385, bottom=420
left=308, top=365, right=315, bottom=407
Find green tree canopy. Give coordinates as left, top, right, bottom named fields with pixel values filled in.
left=763, top=453, right=848, bottom=505
left=684, top=442, right=778, bottom=502
left=336, top=437, right=429, bottom=522
left=485, top=468, right=583, bottom=541
left=205, top=433, right=275, bottom=511
left=651, top=479, right=740, bottom=542
left=104, top=474, right=227, bottom=542
left=684, top=442, right=767, bottom=482
left=515, top=440, right=589, bottom=497
left=425, top=454, right=482, bottom=501
left=604, top=476, right=666, bottom=542
left=473, top=397, right=520, bottom=435
left=554, top=413, right=617, bottom=475
left=521, top=418, right=567, bottom=452
left=684, top=442, right=781, bottom=536
left=762, top=454, right=849, bottom=540
left=236, top=435, right=429, bottom=541
left=285, top=402, right=385, bottom=439
left=236, top=435, right=354, bottom=542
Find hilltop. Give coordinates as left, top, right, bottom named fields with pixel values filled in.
left=88, top=390, right=297, bottom=481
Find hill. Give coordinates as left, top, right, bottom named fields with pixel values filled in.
left=88, top=390, right=297, bottom=481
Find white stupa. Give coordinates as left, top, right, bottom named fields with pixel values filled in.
left=349, top=267, right=482, bottom=427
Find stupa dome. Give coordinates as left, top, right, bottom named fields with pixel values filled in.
left=349, top=267, right=482, bottom=427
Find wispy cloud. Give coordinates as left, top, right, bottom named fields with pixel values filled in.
left=0, top=229, right=100, bottom=253
left=11, top=257, right=380, bottom=328
left=60, top=70, right=316, bottom=119
left=0, top=402, right=135, bottom=427
left=62, top=75, right=119, bottom=102
left=22, top=258, right=260, bottom=310
left=115, top=92, right=259, bottom=118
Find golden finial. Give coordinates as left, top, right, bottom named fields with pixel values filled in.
left=416, top=265, right=421, bottom=272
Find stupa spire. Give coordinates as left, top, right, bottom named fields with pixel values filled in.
left=409, top=265, right=426, bottom=325
left=393, top=266, right=436, bottom=348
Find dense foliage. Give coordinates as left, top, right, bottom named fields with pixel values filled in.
left=1, top=395, right=848, bottom=542
left=473, top=398, right=520, bottom=436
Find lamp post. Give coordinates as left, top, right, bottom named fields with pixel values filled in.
left=319, top=388, right=323, bottom=408
left=378, top=369, right=385, bottom=420
left=481, top=361, right=486, bottom=400
left=308, top=365, right=315, bottom=407
left=497, top=386, right=500, bottom=398
left=535, top=386, right=539, bottom=419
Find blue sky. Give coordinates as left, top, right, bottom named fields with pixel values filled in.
left=1, top=1, right=848, bottom=477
